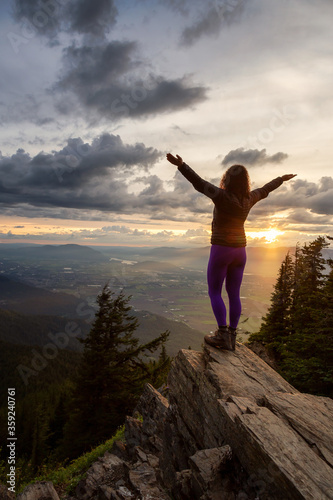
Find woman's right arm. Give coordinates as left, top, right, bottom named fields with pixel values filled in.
left=166, top=153, right=221, bottom=201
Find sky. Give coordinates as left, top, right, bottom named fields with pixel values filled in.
left=0, top=0, right=332, bottom=248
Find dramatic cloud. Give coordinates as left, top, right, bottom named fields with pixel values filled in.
left=248, top=177, right=333, bottom=228
left=2, top=134, right=332, bottom=232
left=12, top=0, right=118, bottom=40
left=221, top=148, right=289, bottom=167
left=282, top=208, right=333, bottom=226
left=159, top=0, right=190, bottom=15
left=55, top=41, right=208, bottom=121
left=0, top=95, right=54, bottom=126
left=0, top=133, right=162, bottom=210
left=67, top=0, right=117, bottom=36
left=180, top=0, right=247, bottom=46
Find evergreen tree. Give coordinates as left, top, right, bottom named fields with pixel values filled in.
left=61, top=285, right=170, bottom=458
left=249, top=252, right=294, bottom=358
left=30, top=401, right=50, bottom=471
left=291, top=236, right=329, bottom=333
left=249, top=236, right=333, bottom=396
left=281, top=259, right=333, bottom=395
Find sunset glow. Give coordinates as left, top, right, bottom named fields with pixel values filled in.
left=247, top=228, right=285, bottom=245
left=0, top=0, right=332, bottom=247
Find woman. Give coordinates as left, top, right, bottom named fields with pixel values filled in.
left=166, top=152, right=296, bottom=351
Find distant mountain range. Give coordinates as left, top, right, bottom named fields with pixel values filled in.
left=0, top=276, right=204, bottom=357
left=0, top=243, right=108, bottom=262
left=100, top=245, right=298, bottom=276
left=0, top=305, right=203, bottom=359
left=1, top=243, right=332, bottom=277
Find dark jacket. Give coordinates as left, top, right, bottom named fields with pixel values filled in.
left=178, top=162, right=283, bottom=247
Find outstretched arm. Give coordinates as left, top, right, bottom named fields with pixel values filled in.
left=166, top=153, right=220, bottom=200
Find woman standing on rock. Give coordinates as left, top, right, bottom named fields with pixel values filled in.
left=166, top=153, right=296, bottom=351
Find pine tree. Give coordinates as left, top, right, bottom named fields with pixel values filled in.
left=249, top=236, right=333, bottom=396
left=291, top=236, right=329, bottom=333
left=249, top=252, right=294, bottom=358
left=30, top=401, right=50, bottom=471
left=60, top=285, right=170, bottom=458
left=282, top=258, right=333, bottom=396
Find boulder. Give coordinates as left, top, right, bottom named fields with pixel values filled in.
left=166, top=344, right=333, bottom=499
left=0, top=485, right=15, bottom=500
left=16, top=481, right=60, bottom=500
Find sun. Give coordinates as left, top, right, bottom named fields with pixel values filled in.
left=263, top=228, right=284, bottom=243
left=247, top=228, right=284, bottom=244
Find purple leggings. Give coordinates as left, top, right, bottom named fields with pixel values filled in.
left=207, top=245, right=247, bottom=329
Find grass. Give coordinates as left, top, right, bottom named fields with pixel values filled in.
left=17, top=425, right=125, bottom=498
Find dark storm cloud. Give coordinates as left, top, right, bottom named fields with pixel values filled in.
left=283, top=208, right=333, bottom=225
left=221, top=148, right=289, bottom=167
left=12, top=0, right=117, bottom=40
left=0, top=135, right=212, bottom=220
left=0, top=133, right=162, bottom=209
left=67, top=0, right=117, bottom=36
left=180, top=5, right=225, bottom=46
left=54, top=41, right=208, bottom=120
left=0, top=95, right=54, bottom=126
left=248, top=177, right=333, bottom=224
left=180, top=0, right=247, bottom=46
left=159, top=0, right=190, bottom=15
left=1, top=135, right=332, bottom=227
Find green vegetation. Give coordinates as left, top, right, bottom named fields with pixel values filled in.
left=248, top=236, right=333, bottom=397
left=0, top=308, right=89, bottom=353
left=17, top=426, right=125, bottom=496
left=0, top=286, right=171, bottom=492
left=60, top=285, right=171, bottom=459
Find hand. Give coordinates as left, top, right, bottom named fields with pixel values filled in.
left=166, top=153, right=183, bottom=167
left=281, top=174, right=297, bottom=182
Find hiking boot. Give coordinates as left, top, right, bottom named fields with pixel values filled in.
left=229, top=327, right=237, bottom=351
left=204, top=327, right=232, bottom=350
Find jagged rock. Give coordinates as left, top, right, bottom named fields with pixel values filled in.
left=262, top=391, right=333, bottom=467
left=110, top=440, right=129, bottom=462
left=0, top=485, right=15, bottom=500
left=245, top=340, right=278, bottom=369
left=189, top=446, right=234, bottom=500
left=167, top=345, right=333, bottom=499
left=75, top=452, right=126, bottom=500
left=134, top=383, right=169, bottom=455
left=189, top=445, right=232, bottom=483
left=16, top=481, right=60, bottom=499
left=175, top=469, right=192, bottom=499
left=128, top=462, right=170, bottom=499
left=19, top=343, right=333, bottom=500
left=124, top=417, right=143, bottom=452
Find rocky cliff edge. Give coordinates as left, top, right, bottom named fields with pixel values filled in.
left=15, top=342, right=333, bottom=500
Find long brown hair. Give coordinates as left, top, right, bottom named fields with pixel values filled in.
left=220, top=164, right=250, bottom=197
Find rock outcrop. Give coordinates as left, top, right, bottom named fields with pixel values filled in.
left=16, top=481, right=60, bottom=499
left=17, top=343, right=333, bottom=499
